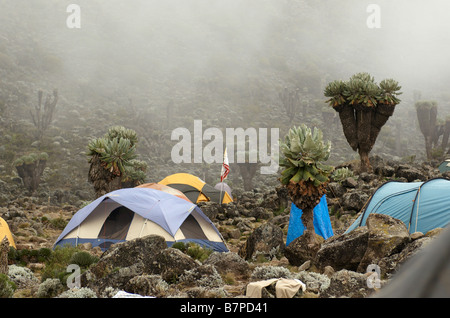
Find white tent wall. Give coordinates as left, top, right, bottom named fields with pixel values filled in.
left=129, top=214, right=175, bottom=241
left=61, top=201, right=223, bottom=245
left=64, top=201, right=122, bottom=240
left=188, top=209, right=223, bottom=242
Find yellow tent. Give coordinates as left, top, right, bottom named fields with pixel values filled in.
left=0, top=217, right=16, bottom=248
left=159, top=173, right=233, bottom=204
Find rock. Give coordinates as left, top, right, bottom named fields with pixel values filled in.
left=327, top=182, right=346, bottom=198
left=94, top=234, right=167, bottom=269
left=395, top=164, right=426, bottom=182
left=319, top=269, right=377, bottom=298
left=148, top=248, right=199, bottom=283
left=125, top=275, right=169, bottom=297
left=284, top=234, right=322, bottom=266
left=298, top=260, right=311, bottom=271
left=249, top=207, right=273, bottom=220
left=84, top=262, right=145, bottom=295
left=341, top=190, right=369, bottom=212
left=377, top=235, right=435, bottom=277
left=275, top=186, right=290, bottom=208
left=81, top=235, right=168, bottom=294
left=197, top=202, right=223, bottom=220
left=223, top=204, right=239, bottom=218
left=424, top=227, right=445, bottom=238
left=410, top=232, right=424, bottom=240
left=359, top=172, right=377, bottom=183
left=315, top=227, right=369, bottom=271
left=357, top=214, right=411, bottom=272
left=204, top=252, right=250, bottom=278
left=239, top=223, right=285, bottom=261
left=323, top=266, right=335, bottom=278
left=343, top=177, right=358, bottom=188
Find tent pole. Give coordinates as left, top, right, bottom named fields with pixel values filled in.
left=219, top=182, right=224, bottom=204
left=75, top=225, right=80, bottom=247
left=414, top=187, right=421, bottom=233
left=139, top=219, right=148, bottom=238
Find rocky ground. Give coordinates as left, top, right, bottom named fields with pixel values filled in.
left=0, top=156, right=448, bottom=299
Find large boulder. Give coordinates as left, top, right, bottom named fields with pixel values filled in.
left=377, top=235, right=434, bottom=277
left=341, top=190, right=369, bottom=212
left=81, top=235, right=168, bottom=293
left=146, top=247, right=199, bottom=283
left=204, top=252, right=251, bottom=279
left=93, top=234, right=167, bottom=269
left=239, top=223, right=285, bottom=261
left=395, top=164, right=426, bottom=182
left=315, top=226, right=369, bottom=271
left=284, top=234, right=322, bottom=266
left=357, top=214, right=411, bottom=272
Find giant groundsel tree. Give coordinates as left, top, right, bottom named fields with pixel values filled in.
left=87, top=126, right=147, bottom=197
left=279, top=124, right=333, bottom=245
left=324, top=73, right=402, bottom=172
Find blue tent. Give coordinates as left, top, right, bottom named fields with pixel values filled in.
left=54, top=188, right=228, bottom=252
left=346, top=178, right=450, bottom=234
left=286, top=195, right=333, bottom=245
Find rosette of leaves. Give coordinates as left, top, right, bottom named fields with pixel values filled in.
left=121, top=159, right=148, bottom=186
left=323, top=80, right=346, bottom=108
left=87, top=126, right=146, bottom=197
left=379, top=79, right=402, bottom=106
left=279, top=124, right=333, bottom=245
left=101, top=137, right=137, bottom=176
left=344, top=77, right=380, bottom=108
left=106, top=126, right=138, bottom=145
left=331, top=167, right=354, bottom=184
left=280, top=125, right=332, bottom=187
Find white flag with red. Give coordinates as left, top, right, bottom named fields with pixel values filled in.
left=220, top=147, right=230, bottom=182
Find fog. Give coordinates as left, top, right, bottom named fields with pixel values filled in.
left=3, top=0, right=450, bottom=111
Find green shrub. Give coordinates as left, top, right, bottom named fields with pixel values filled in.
left=8, top=247, right=53, bottom=266
left=172, top=242, right=213, bottom=262
left=171, top=242, right=187, bottom=253
left=69, top=251, right=98, bottom=268
left=49, top=217, right=67, bottom=230
left=40, top=246, right=80, bottom=284
left=0, top=274, right=16, bottom=298
left=186, top=243, right=213, bottom=262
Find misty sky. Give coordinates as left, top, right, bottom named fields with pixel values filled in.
left=2, top=0, right=450, bottom=105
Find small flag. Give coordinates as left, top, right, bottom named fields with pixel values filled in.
left=221, top=147, right=230, bottom=182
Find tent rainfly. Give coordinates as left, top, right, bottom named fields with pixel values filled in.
left=54, top=188, right=228, bottom=252
left=346, top=178, right=450, bottom=234
left=159, top=173, right=233, bottom=204
left=0, top=217, right=16, bottom=248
